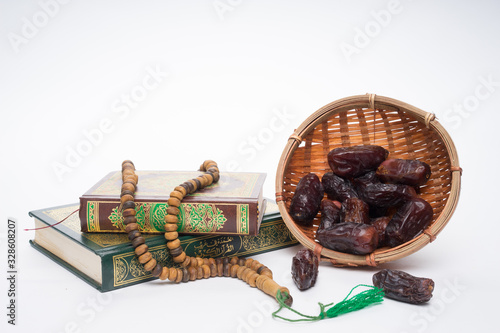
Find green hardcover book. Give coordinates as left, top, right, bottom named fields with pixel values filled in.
left=29, top=200, right=297, bottom=292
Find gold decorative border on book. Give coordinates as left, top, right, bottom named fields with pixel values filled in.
left=87, top=202, right=99, bottom=232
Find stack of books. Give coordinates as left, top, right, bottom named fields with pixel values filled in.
left=29, top=171, right=297, bottom=292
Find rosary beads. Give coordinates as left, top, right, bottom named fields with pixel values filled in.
left=120, top=160, right=292, bottom=306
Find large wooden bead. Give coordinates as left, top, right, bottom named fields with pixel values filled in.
left=164, top=223, right=178, bottom=232
left=151, top=264, right=163, bottom=277
left=120, top=194, right=134, bottom=204
left=175, top=268, right=183, bottom=283
left=197, top=266, right=204, bottom=279
left=159, top=267, right=170, bottom=280
left=202, top=264, right=211, bottom=279
left=128, top=230, right=141, bottom=241
left=245, top=258, right=254, bottom=268
left=122, top=201, right=136, bottom=211
left=230, top=264, right=239, bottom=278
left=230, top=257, right=239, bottom=265
left=131, top=236, right=145, bottom=247
left=134, top=244, right=148, bottom=256
left=144, top=258, right=157, bottom=271
left=121, top=183, right=136, bottom=193
left=174, top=186, right=187, bottom=197
left=196, top=176, right=207, bottom=188
left=188, top=267, right=197, bottom=281
left=168, top=267, right=178, bottom=282
left=123, top=216, right=137, bottom=225
left=181, top=256, right=191, bottom=267
left=196, top=257, right=204, bottom=267
left=189, top=257, right=198, bottom=268
left=181, top=267, right=190, bottom=282
left=169, top=246, right=183, bottom=258
left=167, top=239, right=181, bottom=249
left=202, top=173, right=213, bottom=186
left=247, top=272, right=259, bottom=288
left=164, top=215, right=179, bottom=224
left=125, top=222, right=139, bottom=233
left=173, top=251, right=186, bottom=263
left=164, top=231, right=178, bottom=241
left=188, top=179, right=198, bottom=192
left=166, top=206, right=180, bottom=215
left=138, top=252, right=152, bottom=264
left=167, top=197, right=181, bottom=207
left=169, top=191, right=184, bottom=201
left=237, top=266, right=247, bottom=280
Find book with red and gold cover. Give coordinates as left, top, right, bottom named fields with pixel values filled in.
left=79, top=171, right=266, bottom=236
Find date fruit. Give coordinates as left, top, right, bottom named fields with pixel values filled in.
left=327, top=145, right=389, bottom=178
left=372, top=269, right=434, bottom=304
left=316, top=222, right=378, bottom=255
left=358, top=183, right=417, bottom=208
left=385, top=197, right=433, bottom=247
left=377, top=159, right=432, bottom=186
left=370, top=216, right=391, bottom=246
left=340, top=198, right=370, bottom=224
left=319, top=199, right=341, bottom=230
left=291, top=249, right=319, bottom=291
left=322, top=172, right=358, bottom=202
left=289, top=173, right=324, bottom=226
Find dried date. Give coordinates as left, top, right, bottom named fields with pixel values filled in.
left=358, top=183, right=417, bottom=208
left=291, top=249, right=319, bottom=290
left=316, top=222, right=378, bottom=255
left=319, top=199, right=341, bottom=230
left=340, top=198, right=370, bottom=224
left=385, top=197, right=434, bottom=247
left=289, top=173, right=324, bottom=226
left=327, top=145, right=389, bottom=178
left=370, top=216, right=391, bottom=247
left=372, top=269, right=434, bottom=304
left=322, top=172, right=358, bottom=202
left=377, top=159, right=431, bottom=186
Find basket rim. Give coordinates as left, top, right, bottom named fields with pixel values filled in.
left=275, top=94, right=462, bottom=267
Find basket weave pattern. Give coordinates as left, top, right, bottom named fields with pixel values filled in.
left=276, top=95, right=461, bottom=267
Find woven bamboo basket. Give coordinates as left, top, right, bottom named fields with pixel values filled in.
left=275, top=94, right=462, bottom=267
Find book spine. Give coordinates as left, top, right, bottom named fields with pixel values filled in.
left=99, top=217, right=298, bottom=292
left=79, top=198, right=258, bottom=236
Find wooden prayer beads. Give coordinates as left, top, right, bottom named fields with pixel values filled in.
left=120, top=160, right=292, bottom=306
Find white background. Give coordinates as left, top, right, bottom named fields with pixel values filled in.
left=1, top=0, right=499, bottom=332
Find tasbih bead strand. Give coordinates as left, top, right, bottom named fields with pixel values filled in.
left=121, top=160, right=292, bottom=306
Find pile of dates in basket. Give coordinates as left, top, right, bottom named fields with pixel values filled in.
left=290, top=144, right=434, bottom=256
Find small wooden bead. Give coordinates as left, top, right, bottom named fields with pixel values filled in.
left=190, top=257, right=198, bottom=268
left=245, top=258, right=254, bottom=268
left=202, top=173, right=214, bottom=186
left=128, top=230, right=141, bottom=241
left=197, top=176, right=207, bottom=188
left=230, top=257, right=239, bottom=265
left=216, top=258, right=223, bottom=277
left=236, top=266, right=247, bottom=280
left=209, top=258, right=217, bottom=277
left=131, top=236, right=145, bottom=248
left=197, top=266, right=204, bottom=279
left=123, top=216, right=137, bottom=225
left=239, top=258, right=246, bottom=266
left=164, top=215, right=179, bottom=224
left=260, top=269, right=273, bottom=279
left=166, top=206, right=180, bottom=215
left=169, top=191, right=184, bottom=201
left=251, top=260, right=261, bottom=271
left=169, top=246, right=183, bottom=258
left=188, top=179, right=198, bottom=191
left=168, top=267, right=177, bottom=282
left=151, top=263, right=163, bottom=277
left=122, top=201, right=136, bottom=210
left=164, top=231, right=179, bottom=241
left=181, top=267, right=190, bottom=282
left=173, top=251, right=186, bottom=263
left=203, top=160, right=217, bottom=170
left=223, top=263, right=231, bottom=277
left=122, top=175, right=136, bottom=183
left=196, top=257, right=204, bottom=267
left=174, top=186, right=187, bottom=197
left=121, top=160, right=134, bottom=166
left=203, top=258, right=210, bottom=266
left=242, top=267, right=252, bottom=282
left=202, top=264, right=211, bottom=278
left=121, top=190, right=135, bottom=197
left=138, top=251, right=152, bottom=264
left=134, top=244, right=148, bottom=256
left=120, top=194, right=134, bottom=203
left=167, top=197, right=181, bottom=207
left=175, top=268, right=184, bottom=283
left=121, top=183, right=136, bottom=193
left=164, top=223, right=178, bottom=232
left=188, top=267, right=197, bottom=281
left=180, top=182, right=191, bottom=194
left=210, top=172, right=220, bottom=183
left=144, top=258, right=157, bottom=271
left=230, top=264, right=239, bottom=278
left=181, top=256, right=191, bottom=267
left=125, top=223, right=139, bottom=233
left=191, top=178, right=201, bottom=191
left=123, top=180, right=137, bottom=189
left=159, top=267, right=170, bottom=280
left=167, top=239, right=181, bottom=249
left=256, top=265, right=267, bottom=275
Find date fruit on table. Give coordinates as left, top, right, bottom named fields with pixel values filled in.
left=373, top=269, right=434, bottom=304
left=291, top=249, right=319, bottom=291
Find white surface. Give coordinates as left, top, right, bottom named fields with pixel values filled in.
left=1, top=0, right=498, bottom=332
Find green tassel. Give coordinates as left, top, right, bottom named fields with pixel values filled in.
left=272, top=284, right=384, bottom=322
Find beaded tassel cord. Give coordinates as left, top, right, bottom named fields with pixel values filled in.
left=121, top=160, right=292, bottom=306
